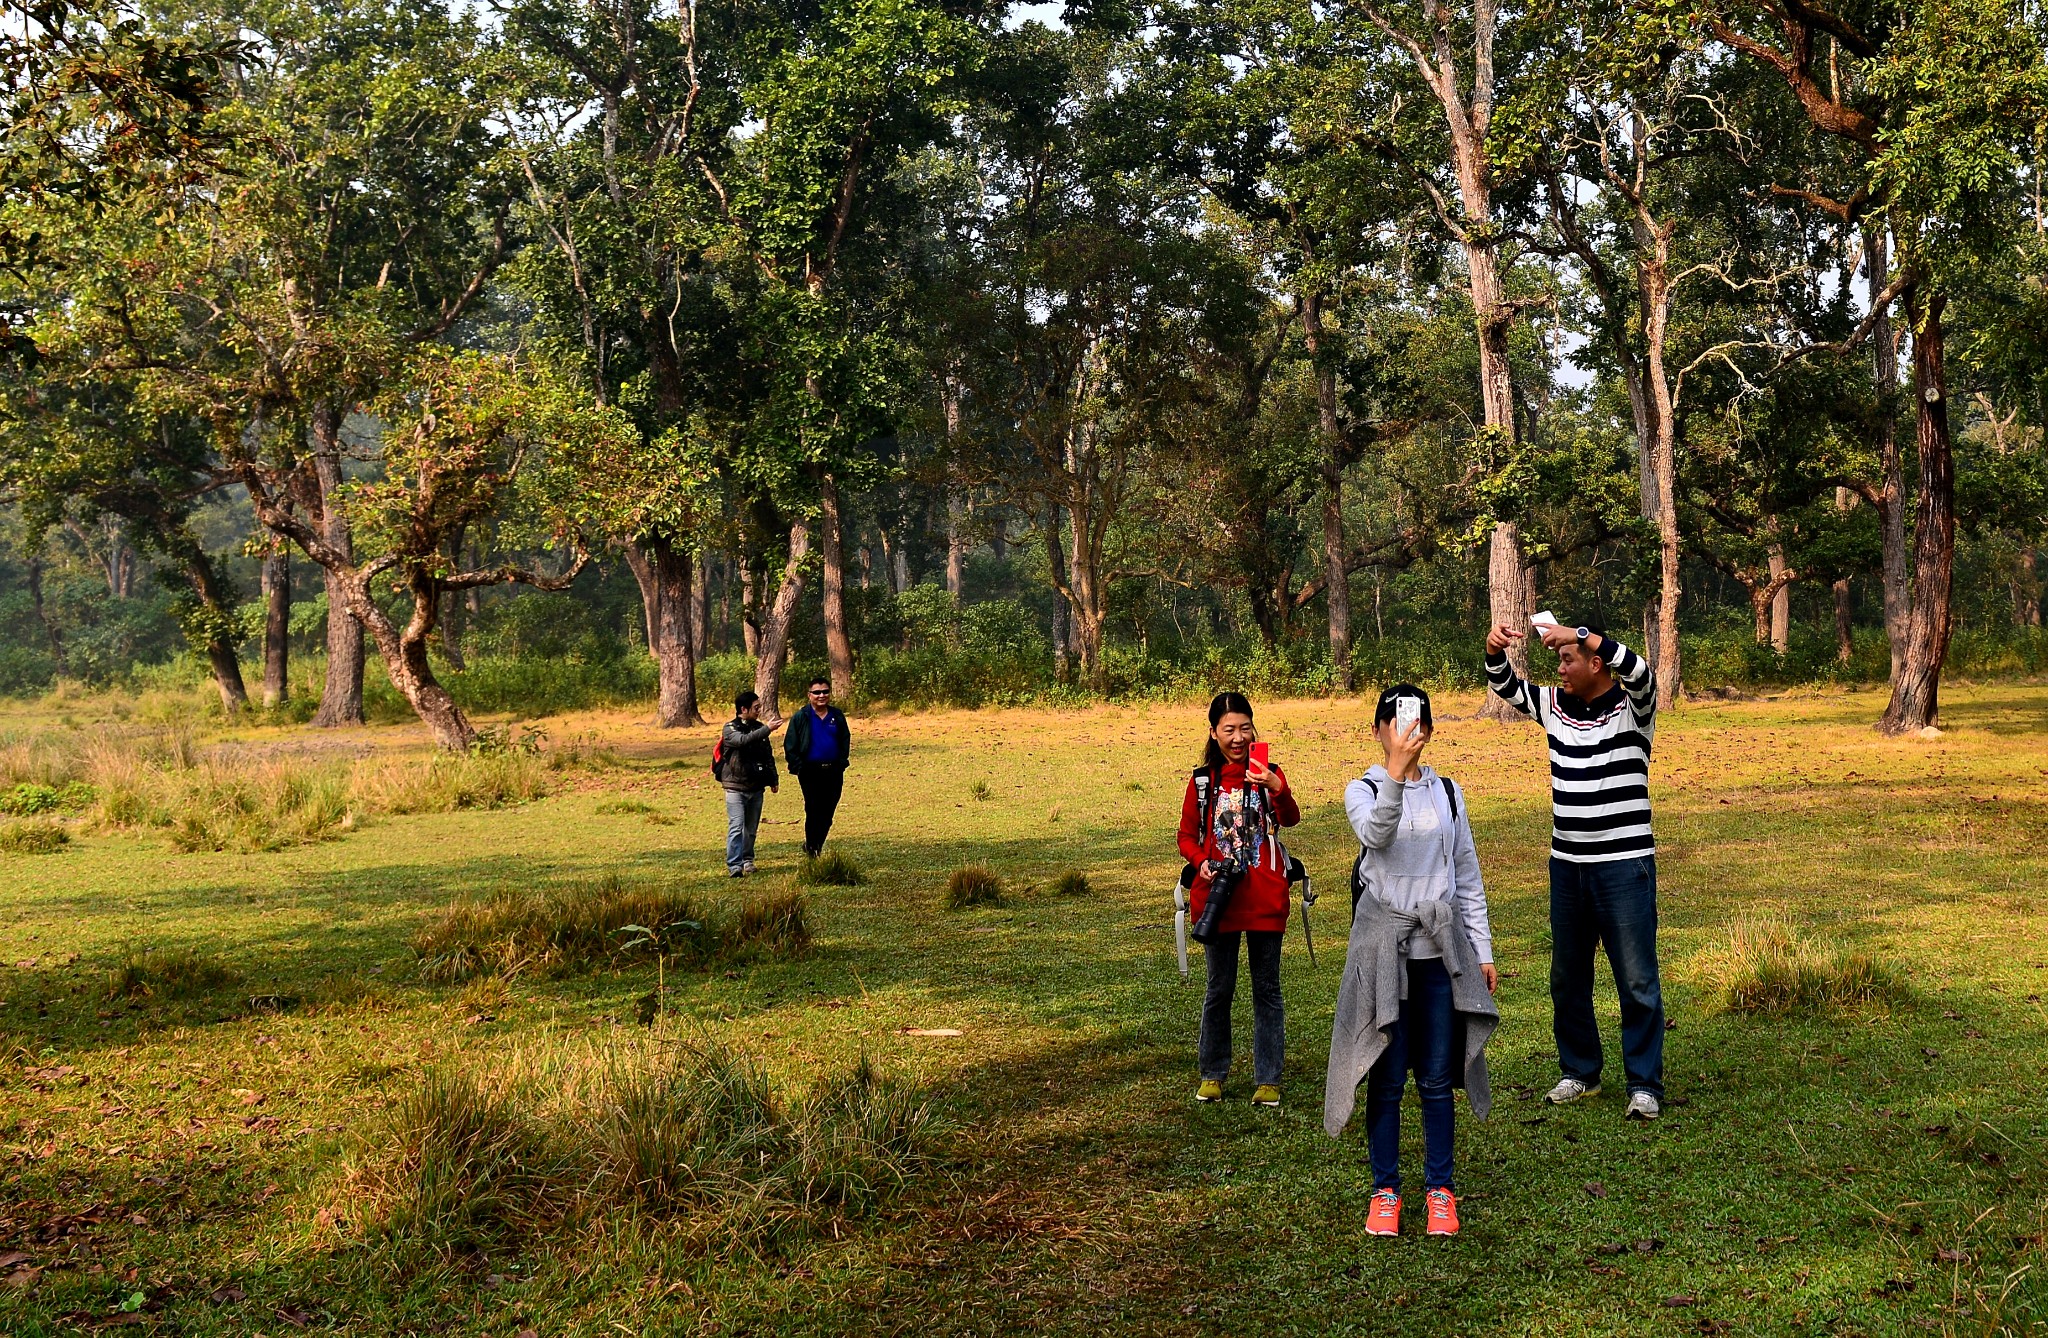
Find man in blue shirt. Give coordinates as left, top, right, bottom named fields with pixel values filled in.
left=783, top=676, right=851, bottom=858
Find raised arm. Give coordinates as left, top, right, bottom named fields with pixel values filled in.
left=1345, top=774, right=1403, bottom=850
left=1594, top=634, right=1657, bottom=721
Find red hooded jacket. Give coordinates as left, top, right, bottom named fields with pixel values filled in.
left=1177, top=760, right=1301, bottom=934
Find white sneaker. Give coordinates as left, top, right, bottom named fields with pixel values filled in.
left=1543, top=1077, right=1601, bottom=1105
left=741, top=861, right=757, bottom=875
left=1624, top=1091, right=1662, bottom=1121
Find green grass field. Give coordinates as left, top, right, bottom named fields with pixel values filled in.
left=2, top=683, right=2045, bottom=1336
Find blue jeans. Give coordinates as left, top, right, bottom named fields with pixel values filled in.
left=1365, top=957, right=1457, bottom=1192
left=724, top=789, right=764, bottom=870
left=1550, top=855, right=1664, bottom=1098
left=1199, top=930, right=1284, bottom=1085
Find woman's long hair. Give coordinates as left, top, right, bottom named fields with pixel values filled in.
left=1202, top=691, right=1256, bottom=770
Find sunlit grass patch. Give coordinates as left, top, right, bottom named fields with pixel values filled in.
left=945, top=864, right=1004, bottom=909
left=348, top=1038, right=929, bottom=1261
left=412, top=873, right=811, bottom=984
left=1702, top=919, right=1909, bottom=1015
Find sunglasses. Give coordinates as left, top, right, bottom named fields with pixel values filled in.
left=808, top=689, right=830, bottom=696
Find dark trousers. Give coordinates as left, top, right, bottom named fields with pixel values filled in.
left=1366, top=957, right=1457, bottom=1192
left=1199, top=930, right=1284, bottom=1085
left=797, top=767, right=844, bottom=856
left=1550, top=855, right=1665, bottom=1099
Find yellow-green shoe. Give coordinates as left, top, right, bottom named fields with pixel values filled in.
left=1196, top=1079, right=1223, bottom=1102
left=1252, top=1084, right=1281, bottom=1107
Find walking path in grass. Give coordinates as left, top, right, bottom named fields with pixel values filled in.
left=1, top=684, right=2044, bottom=1335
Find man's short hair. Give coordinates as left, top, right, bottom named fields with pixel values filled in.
left=735, top=689, right=760, bottom=711
left=807, top=676, right=831, bottom=691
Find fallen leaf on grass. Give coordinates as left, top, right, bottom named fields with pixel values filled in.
left=1583, top=1181, right=1608, bottom=1199
left=5, top=1267, right=40, bottom=1287
left=1663, top=1295, right=1698, bottom=1307
left=232, top=1090, right=264, bottom=1106
left=275, top=1305, right=313, bottom=1327
left=1935, top=1248, right=1971, bottom=1264
left=208, top=1285, right=245, bottom=1304
left=0, top=1251, right=30, bottom=1269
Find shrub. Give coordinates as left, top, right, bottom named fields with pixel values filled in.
left=108, top=948, right=243, bottom=1000
left=945, top=865, right=1004, bottom=910
left=412, top=873, right=810, bottom=983
left=1712, top=920, right=1908, bottom=1015
left=352, top=1039, right=928, bottom=1260
left=595, top=798, right=657, bottom=815
left=0, top=820, right=69, bottom=854
left=0, top=781, right=95, bottom=815
left=167, top=761, right=356, bottom=852
left=797, top=850, right=867, bottom=887
left=1048, top=870, right=1092, bottom=899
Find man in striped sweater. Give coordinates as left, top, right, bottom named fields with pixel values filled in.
left=1485, top=618, right=1666, bottom=1120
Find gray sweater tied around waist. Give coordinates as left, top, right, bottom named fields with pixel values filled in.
left=1323, top=896, right=1500, bottom=1138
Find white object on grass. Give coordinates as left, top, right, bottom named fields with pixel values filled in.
left=1173, top=881, right=1190, bottom=980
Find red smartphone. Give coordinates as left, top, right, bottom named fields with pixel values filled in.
left=1250, top=741, right=1270, bottom=772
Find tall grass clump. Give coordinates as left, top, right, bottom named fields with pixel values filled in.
left=353, top=749, right=549, bottom=815
left=797, top=850, right=867, bottom=887
left=351, top=1038, right=929, bottom=1261
left=167, top=759, right=356, bottom=852
left=945, top=865, right=1004, bottom=909
left=1048, top=870, right=1092, bottom=899
left=107, top=948, right=244, bottom=1000
left=1709, top=919, right=1908, bottom=1016
left=0, top=819, right=70, bottom=854
left=412, top=874, right=810, bottom=984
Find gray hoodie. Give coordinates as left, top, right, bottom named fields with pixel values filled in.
left=1343, top=765, right=1493, bottom=964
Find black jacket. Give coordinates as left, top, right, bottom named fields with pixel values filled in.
left=720, top=718, right=779, bottom=793
left=784, top=705, right=851, bottom=772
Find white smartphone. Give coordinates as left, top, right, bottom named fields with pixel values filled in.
left=1530, top=609, right=1560, bottom=629
left=1394, top=695, right=1421, bottom=734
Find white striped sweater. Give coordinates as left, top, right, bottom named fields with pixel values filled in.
left=1485, top=638, right=1657, bottom=863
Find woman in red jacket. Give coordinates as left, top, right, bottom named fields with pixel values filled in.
left=1178, top=691, right=1301, bottom=1107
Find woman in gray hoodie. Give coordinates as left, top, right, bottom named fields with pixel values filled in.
left=1335, top=685, right=1496, bottom=1238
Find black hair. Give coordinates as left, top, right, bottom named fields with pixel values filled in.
left=1373, top=684, right=1434, bottom=730
left=807, top=676, right=831, bottom=691
left=1202, top=690, right=1256, bottom=769
left=734, top=689, right=760, bottom=712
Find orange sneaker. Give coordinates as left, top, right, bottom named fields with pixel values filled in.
left=1364, top=1188, right=1400, bottom=1236
left=1424, top=1187, right=1460, bottom=1236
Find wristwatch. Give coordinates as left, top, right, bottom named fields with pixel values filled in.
left=1575, top=626, right=1593, bottom=645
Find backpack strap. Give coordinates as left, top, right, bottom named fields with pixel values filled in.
left=1443, top=776, right=1459, bottom=825
left=1192, top=763, right=1222, bottom=839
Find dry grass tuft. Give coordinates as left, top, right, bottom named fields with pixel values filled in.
left=412, top=873, right=810, bottom=984
left=350, top=1037, right=929, bottom=1260
left=797, top=850, right=867, bottom=887
left=945, top=865, right=1004, bottom=909
left=1706, top=919, right=1908, bottom=1016
left=1048, top=870, right=1092, bottom=899
left=0, top=819, right=70, bottom=854
left=107, top=948, right=244, bottom=1000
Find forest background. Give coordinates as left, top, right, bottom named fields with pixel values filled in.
left=3, top=0, right=2048, bottom=745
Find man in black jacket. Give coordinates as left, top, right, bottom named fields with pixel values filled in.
left=783, top=677, right=851, bottom=858
left=719, top=690, right=779, bottom=876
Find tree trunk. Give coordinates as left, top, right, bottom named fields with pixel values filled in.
left=689, top=553, right=709, bottom=658
left=2017, top=548, right=2042, bottom=627
left=944, top=374, right=968, bottom=600
left=1880, top=292, right=1956, bottom=734
left=309, top=402, right=366, bottom=727
left=1637, top=249, right=1684, bottom=708
left=740, top=558, right=761, bottom=656
left=1835, top=577, right=1855, bottom=662
left=623, top=540, right=661, bottom=656
left=1301, top=291, right=1353, bottom=690
left=820, top=474, right=854, bottom=700
left=1046, top=508, right=1072, bottom=681
left=439, top=589, right=467, bottom=671
left=1465, top=236, right=1533, bottom=721
left=653, top=539, right=701, bottom=727
left=183, top=550, right=249, bottom=714
left=349, top=576, right=472, bottom=750
left=752, top=521, right=811, bottom=714
left=25, top=553, right=66, bottom=676
left=1867, top=230, right=1909, bottom=688
left=1768, top=546, right=1792, bottom=655
left=261, top=545, right=290, bottom=707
